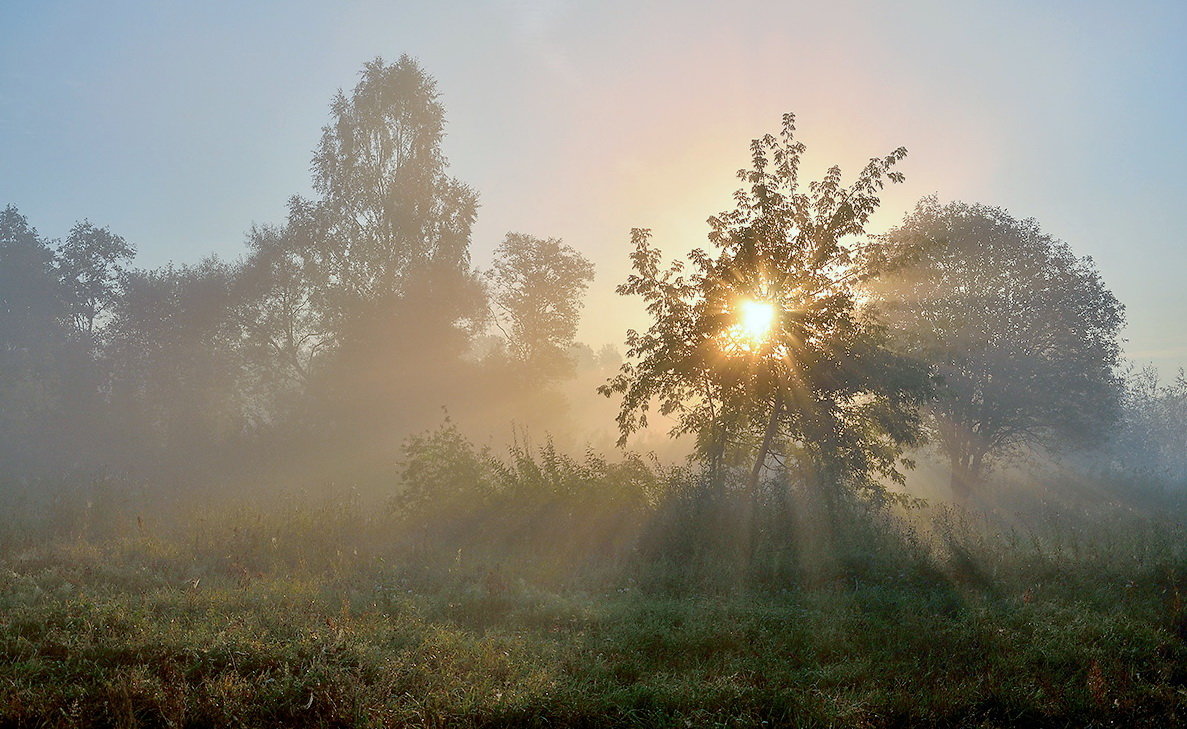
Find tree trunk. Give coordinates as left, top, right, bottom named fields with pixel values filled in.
left=706, top=423, right=727, bottom=498
left=745, top=394, right=782, bottom=562
left=949, top=452, right=984, bottom=501
left=949, top=458, right=972, bottom=501
left=747, top=395, right=783, bottom=503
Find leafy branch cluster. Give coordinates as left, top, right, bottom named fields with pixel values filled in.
left=602, top=114, right=931, bottom=499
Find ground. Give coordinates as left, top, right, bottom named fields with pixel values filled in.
left=3, top=505, right=1187, bottom=728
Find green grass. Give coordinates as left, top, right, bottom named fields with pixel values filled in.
left=4, top=506, right=1187, bottom=729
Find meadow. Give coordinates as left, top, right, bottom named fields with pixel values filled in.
left=3, top=8, right=1184, bottom=727
left=3, top=439, right=1187, bottom=728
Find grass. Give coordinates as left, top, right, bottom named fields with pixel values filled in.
left=4, top=495, right=1187, bottom=728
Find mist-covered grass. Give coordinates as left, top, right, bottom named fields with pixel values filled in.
left=4, top=437, right=1187, bottom=727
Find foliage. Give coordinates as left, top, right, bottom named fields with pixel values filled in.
left=291, top=54, right=483, bottom=335
left=1121, top=367, right=1187, bottom=483
left=0, top=206, right=95, bottom=476
left=391, top=422, right=667, bottom=581
left=270, top=56, right=491, bottom=459
left=487, top=232, right=595, bottom=380
left=1091, top=365, right=1187, bottom=489
left=394, top=420, right=498, bottom=521
left=229, top=55, right=485, bottom=430
left=101, top=259, right=246, bottom=473
left=232, top=224, right=328, bottom=422
left=0, top=57, right=519, bottom=490
left=55, top=220, right=135, bottom=338
left=601, top=113, right=931, bottom=500
left=0, top=205, right=64, bottom=350
left=871, top=197, right=1125, bottom=498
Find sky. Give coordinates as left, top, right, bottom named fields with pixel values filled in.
left=2, top=0, right=1185, bottom=373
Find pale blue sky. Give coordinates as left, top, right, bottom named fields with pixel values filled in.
left=2, top=1, right=1185, bottom=371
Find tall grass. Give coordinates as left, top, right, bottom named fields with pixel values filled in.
left=4, top=426, right=1187, bottom=726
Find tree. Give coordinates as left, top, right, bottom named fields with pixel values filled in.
left=600, top=114, right=931, bottom=506
left=265, top=56, right=490, bottom=475
left=0, top=206, right=111, bottom=476
left=102, top=259, right=246, bottom=477
left=55, top=220, right=135, bottom=338
left=871, top=197, right=1125, bottom=499
left=0, top=206, right=71, bottom=474
left=294, top=55, right=485, bottom=396
left=487, top=233, right=595, bottom=380
left=1107, top=366, right=1187, bottom=487
left=292, top=54, right=483, bottom=336
left=0, top=206, right=63, bottom=351
left=233, top=224, right=328, bottom=413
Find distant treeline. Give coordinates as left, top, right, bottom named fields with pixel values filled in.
left=0, top=56, right=608, bottom=502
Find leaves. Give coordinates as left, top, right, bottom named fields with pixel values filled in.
left=304, top=55, right=481, bottom=329
left=871, top=197, right=1126, bottom=493
left=56, top=221, right=135, bottom=337
left=604, top=114, right=930, bottom=494
left=487, top=233, right=595, bottom=380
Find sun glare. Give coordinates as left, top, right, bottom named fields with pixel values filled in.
left=723, top=298, right=777, bottom=354
left=740, top=299, right=775, bottom=340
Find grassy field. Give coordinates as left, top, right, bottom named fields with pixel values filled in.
left=4, top=489, right=1187, bottom=728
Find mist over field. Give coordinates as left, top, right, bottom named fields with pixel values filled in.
left=3, top=3, right=1187, bottom=727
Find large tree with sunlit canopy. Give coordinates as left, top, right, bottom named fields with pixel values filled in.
left=600, top=114, right=932, bottom=508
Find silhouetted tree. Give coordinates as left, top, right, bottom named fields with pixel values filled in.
left=103, top=259, right=246, bottom=478
left=291, top=54, right=482, bottom=337
left=0, top=206, right=72, bottom=474
left=259, top=56, right=488, bottom=481
left=872, top=198, right=1125, bottom=499
left=488, top=233, right=595, bottom=381
left=0, top=206, right=116, bottom=476
left=0, top=206, right=63, bottom=351
left=233, top=224, right=327, bottom=422
left=601, top=114, right=931, bottom=508
left=55, top=220, right=134, bottom=338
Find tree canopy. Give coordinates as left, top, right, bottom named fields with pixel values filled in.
left=488, top=233, right=595, bottom=381
left=292, top=55, right=481, bottom=335
left=601, top=114, right=932, bottom=501
left=0, top=206, right=63, bottom=351
left=56, top=221, right=134, bottom=338
left=871, top=197, right=1125, bottom=498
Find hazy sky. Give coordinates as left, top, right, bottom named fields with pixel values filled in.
left=2, top=1, right=1185, bottom=372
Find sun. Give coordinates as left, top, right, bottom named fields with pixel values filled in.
left=722, top=298, right=777, bottom=353
left=739, top=299, right=776, bottom=340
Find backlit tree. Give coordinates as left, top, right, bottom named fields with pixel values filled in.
left=601, top=114, right=931, bottom=505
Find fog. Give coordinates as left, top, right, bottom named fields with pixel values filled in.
left=6, top=8, right=1187, bottom=724
left=2, top=53, right=1185, bottom=539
